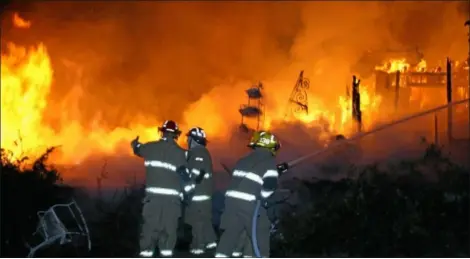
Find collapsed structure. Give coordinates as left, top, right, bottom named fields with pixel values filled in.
left=374, top=58, right=469, bottom=142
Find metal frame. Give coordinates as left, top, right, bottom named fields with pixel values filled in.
left=239, top=82, right=265, bottom=132
left=26, top=200, right=91, bottom=257
left=285, top=70, right=310, bottom=118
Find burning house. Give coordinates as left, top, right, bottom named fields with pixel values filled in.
left=374, top=59, right=469, bottom=113
left=372, top=57, right=470, bottom=143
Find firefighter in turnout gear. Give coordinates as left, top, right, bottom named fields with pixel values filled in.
left=215, top=131, right=282, bottom=258
left=183, top=127, right=218, bottom=255
left=131, top=120, right=188, bottom=258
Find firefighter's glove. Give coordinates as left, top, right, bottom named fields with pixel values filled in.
left=194, top=170, right=206, bottom=184
left=182, top=182, right=195, bottom=206
left=258, top=196, right=274, bottom=209
left=262, top=200, right=270, bottom=209
left=177, top=166, right=191, bottom=182
left=131, top=136, right=140, bottom=149
left=257, top=195, right=270, bottom=209
left=276, top=162, right=289, bottom=174
left=131, top=136, right=142, bottom=156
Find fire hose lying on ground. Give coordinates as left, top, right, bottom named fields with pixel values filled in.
left=246, top=98, right=469, bottom=258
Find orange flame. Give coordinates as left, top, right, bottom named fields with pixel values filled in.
left=338, top=85, right=382, bottom=132
left=1, top=13, right=385, bottom=168
left=375, top=58, right=410, bottom=73
left=0, top=41, right=160, bottom=164
left=375, top=58, right=428, bottom=74
left=1, top=43, right=52, bottom=159
left=12, top=13, right=31, bottom=29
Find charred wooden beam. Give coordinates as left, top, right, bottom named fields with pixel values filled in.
left=434, top=114, right=439, bottom=145
left=395, top=71, right=401, bottom=111
left=465, top=20, right=470, bottom=141
left=405, top=72, right=447, bottom=88
left=446, top=58, right=453, bottom=143
left=352, top=75, right=362, bottom=132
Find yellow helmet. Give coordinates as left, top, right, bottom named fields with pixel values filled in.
left=248, top=131, right=281, bottom=155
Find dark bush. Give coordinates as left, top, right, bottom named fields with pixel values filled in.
left=272, top=144, right=469, bottom=257
left=2, top=144, right=468, bottom=257
left=0, top=147, right=75, bottom=257
left=88, top=184, right=145, bottom=257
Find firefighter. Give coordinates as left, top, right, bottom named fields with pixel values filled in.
left=183, top=127, right=218, bottom=256
left=215, top=131, right=282, bottom=258
left=131, top=120, right=188, bottom=258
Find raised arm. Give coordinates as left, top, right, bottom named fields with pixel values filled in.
left=130, top=136, right=150, bottom=158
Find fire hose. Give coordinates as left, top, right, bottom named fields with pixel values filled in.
left=251, top=98, right=470, bottom=258
left=287, top=98, right=469, bottom=169
left=252, top=199, right=263, bottom=258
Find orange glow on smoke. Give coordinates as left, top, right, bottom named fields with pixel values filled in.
left=4, top=11, right=467, bottom=171
left=0, top=12, right=386, bottom=166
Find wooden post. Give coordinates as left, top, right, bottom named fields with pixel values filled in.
left=394, top=70, right=401, bottom=112
left=446, top=58, right=453, bottom=144
left=352, top=75, right=362, bottom=132
left=434, top=114, right=439, bottom=145
left=465, top=19, right=470, bottom=141
left=257, top=82, right=262, bottom=131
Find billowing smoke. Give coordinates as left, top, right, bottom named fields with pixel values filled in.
left=2, top=1, right=305, bottom=127
left=3, top=1, right=467, bottom=125
left=1, top=1, right=468, bottom=187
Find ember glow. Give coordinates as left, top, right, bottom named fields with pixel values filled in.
left=1, top=1, right=468, bottom=184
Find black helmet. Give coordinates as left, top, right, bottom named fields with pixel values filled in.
left=186, top=127, right=207, bottom=146
left=158, top=120, right=182, bottom=139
